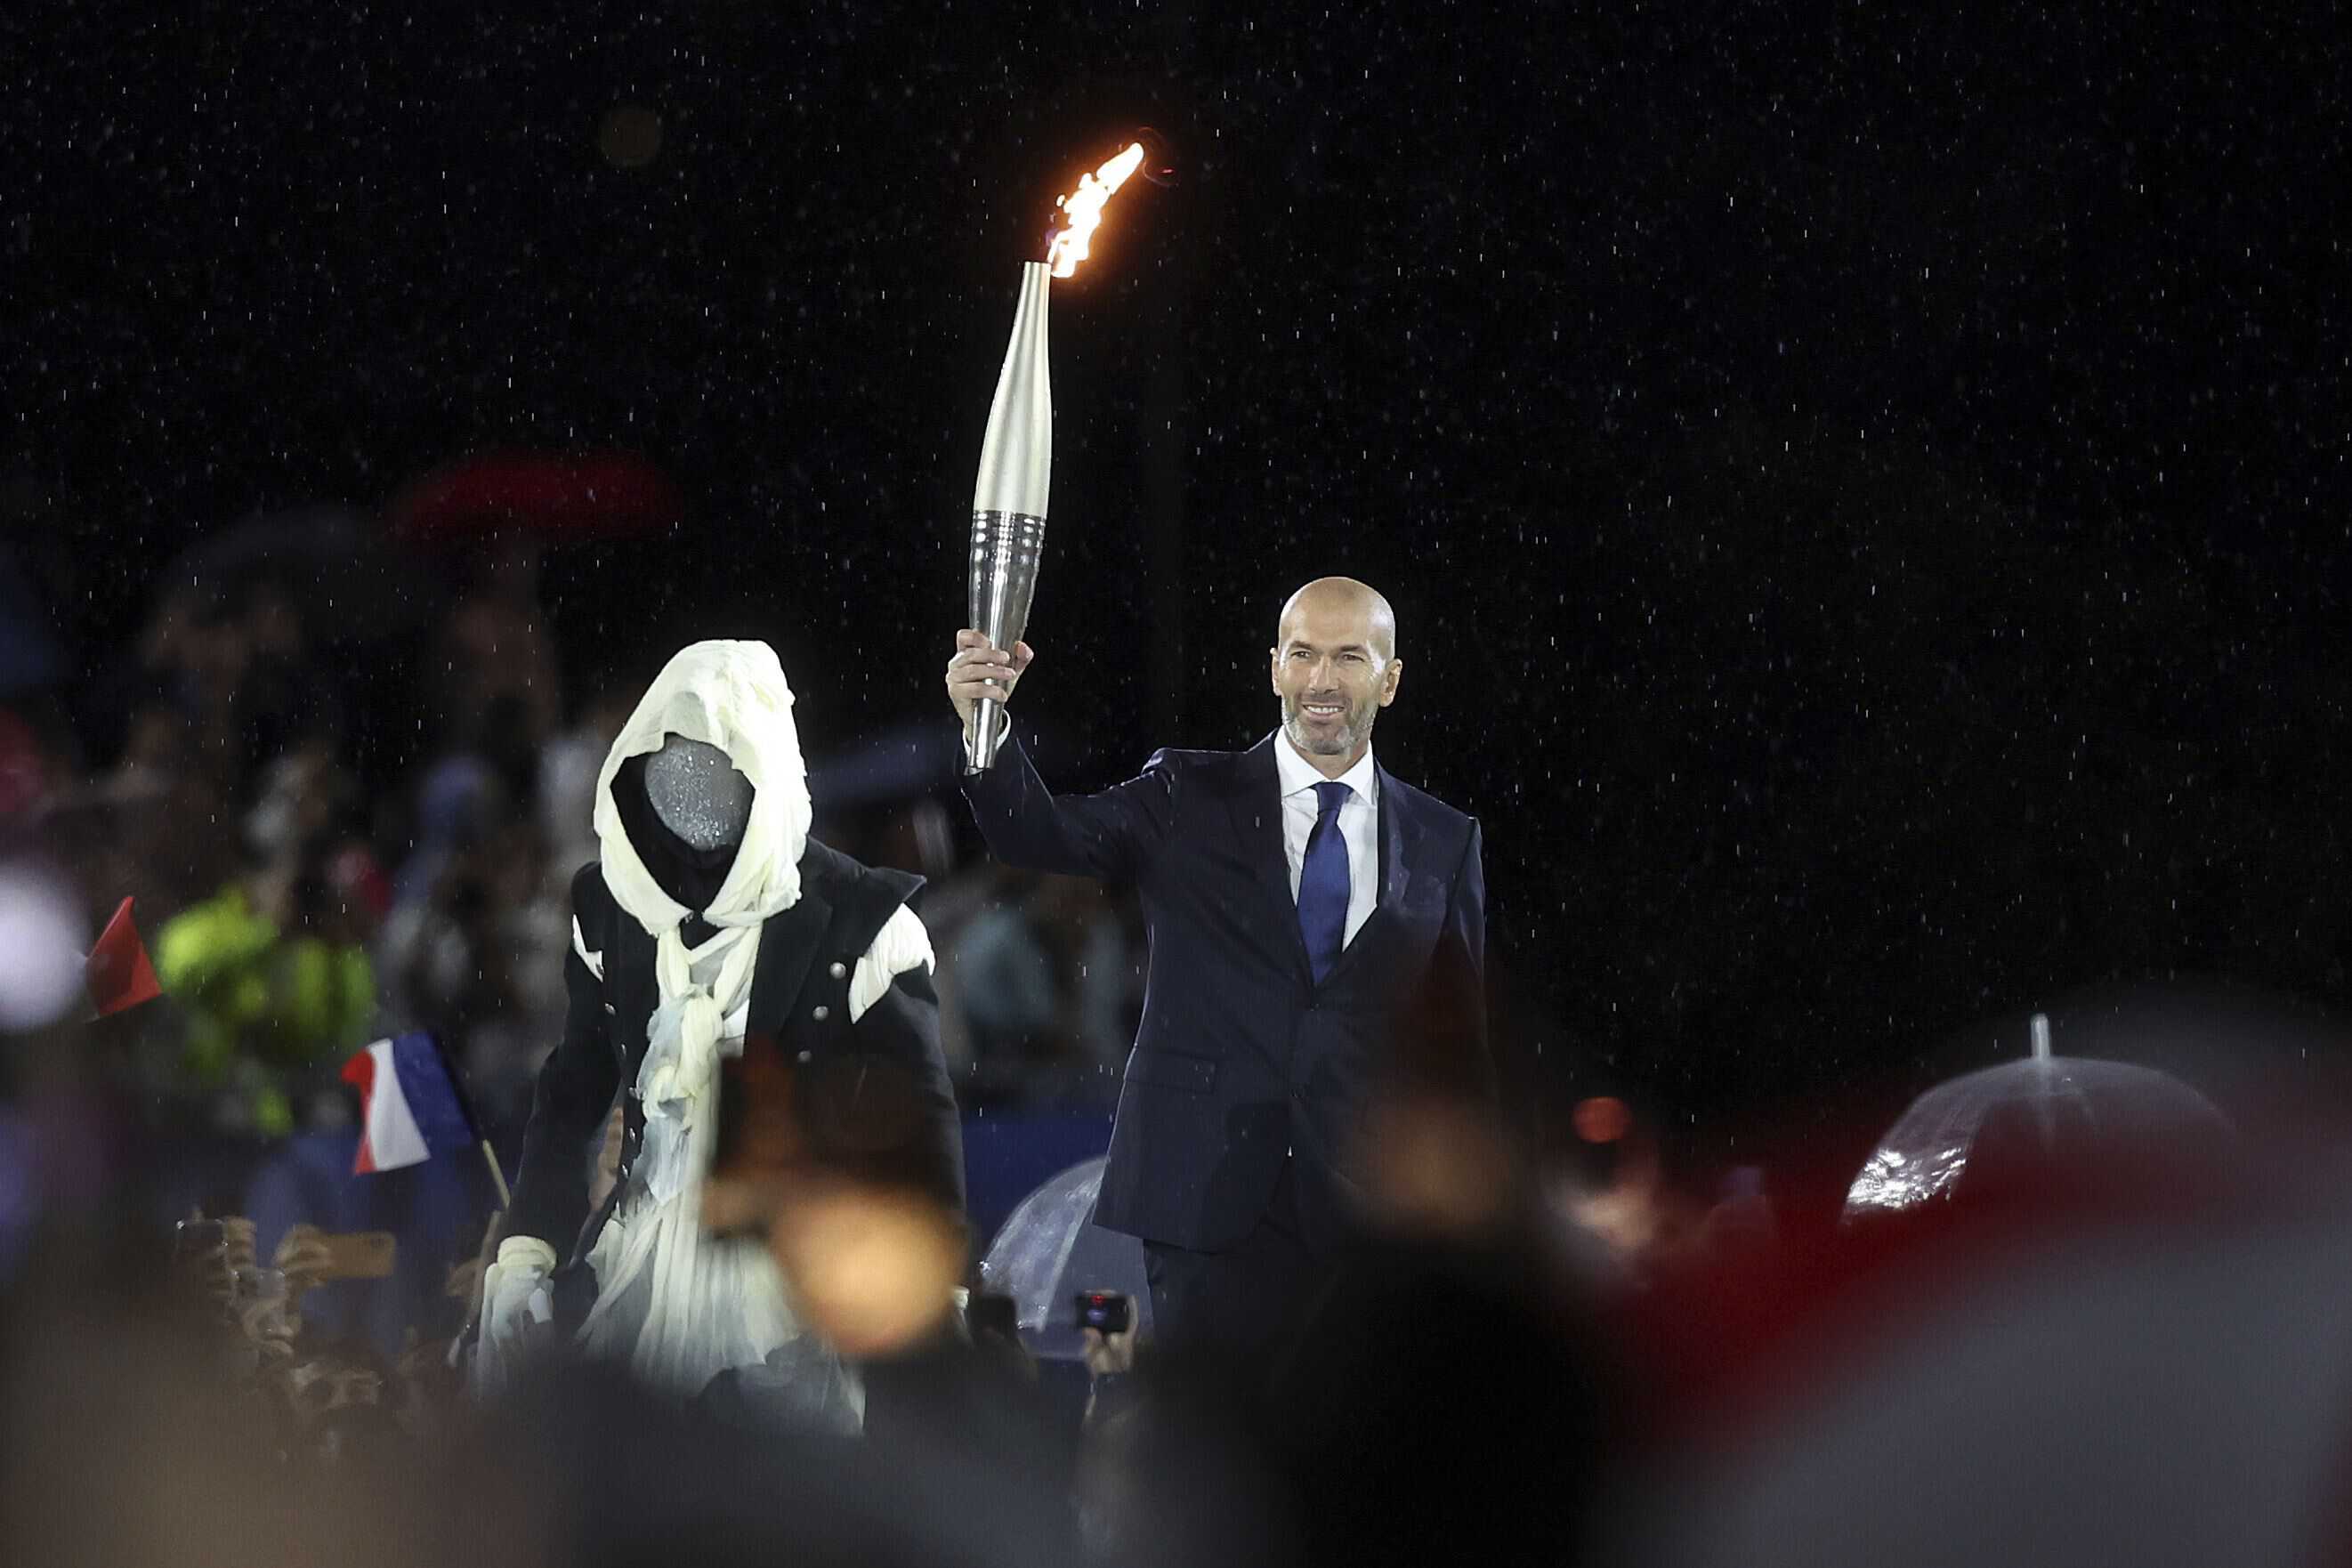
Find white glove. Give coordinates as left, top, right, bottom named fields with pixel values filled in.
left=468, top=1235, right=558, bottom=1401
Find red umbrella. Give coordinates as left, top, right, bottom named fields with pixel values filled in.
left=387, top=451, right=684, bottom=545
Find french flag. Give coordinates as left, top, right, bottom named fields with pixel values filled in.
left=342, top=1033, right=475, bottom=1176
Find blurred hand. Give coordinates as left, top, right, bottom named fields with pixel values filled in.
left=945, top=629, right=1034, bottom=729
left=1082, top=1321, right=1137, bottom=1379
left=274, top=1224, right=336, bottom=1291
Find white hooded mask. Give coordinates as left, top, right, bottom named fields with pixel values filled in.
left=592, top=638, right=812, bottom=938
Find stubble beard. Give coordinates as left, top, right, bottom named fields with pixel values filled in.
left=1283, top=694, right=1374, bottom=758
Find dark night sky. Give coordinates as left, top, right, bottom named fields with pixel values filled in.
left=6, top=3, right=2349, bottom=1166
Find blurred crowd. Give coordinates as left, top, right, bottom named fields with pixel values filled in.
left=21, top=982, right=2352, bottom=1568
left=3, top=510, right=1141, bottom=1160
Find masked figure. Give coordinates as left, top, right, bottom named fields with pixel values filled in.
left=473, top=641, right=963, bottom=1423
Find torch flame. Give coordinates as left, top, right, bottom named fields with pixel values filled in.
left=1046, top=141, right=1147, bottom=279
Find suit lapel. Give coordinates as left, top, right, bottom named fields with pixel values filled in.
left=746, top=877, right=833, bottom=1041
left=1376, top=763, right=1415, bottom=915
left=1226, top=735, right=1313, bottom=982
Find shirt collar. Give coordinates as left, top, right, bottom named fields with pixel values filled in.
left=1276, top=733, right=1378, bottom=804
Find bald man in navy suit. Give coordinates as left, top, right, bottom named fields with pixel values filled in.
left=948, top=578, right=1490, bottom=1361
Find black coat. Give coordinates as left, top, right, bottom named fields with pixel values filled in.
left=961, top=731, right=1488, bottom=1253
left=505, top=840, right=965, bottom=1267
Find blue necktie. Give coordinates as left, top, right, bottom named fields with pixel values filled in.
left=1297, top=780, right=1352, bottom=984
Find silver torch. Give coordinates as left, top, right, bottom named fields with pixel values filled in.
left=965, top=259, right=1054, bottom=771
left=964, top=140, right=1152, bottom=771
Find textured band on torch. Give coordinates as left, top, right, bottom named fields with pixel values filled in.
left=966, top=261, right=1055, bottom=772
left=967, top=510, right=1047, bottom=769
left=969, top=512, right=1048, bottom=650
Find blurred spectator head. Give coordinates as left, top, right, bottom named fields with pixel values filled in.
left=1538, top=1092, right=1707, bottom=1285
left=0, top=860, right=87, bottom=1033
left=763, top=1178, right=965, bottom=1361
left=115, top=701, right=189, bottom=784
left=1271, top=1241, right=1619, bottom=1568
left=1078, top=1346, right=1299, bottom=1568
left=243, top=740, right=360, bottom=869
left=0, top=710, right=54, bottom=821
left=1349, top=1091, right=1522, bottom=1241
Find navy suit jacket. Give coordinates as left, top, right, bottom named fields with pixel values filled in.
left=962, top=731, right=1489, bottom=1252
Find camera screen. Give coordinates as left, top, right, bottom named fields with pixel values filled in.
left=1074, top=1291, right=1130, bottom=1334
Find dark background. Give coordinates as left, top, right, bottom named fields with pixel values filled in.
left=7, top=3, right=2348, bottom=1170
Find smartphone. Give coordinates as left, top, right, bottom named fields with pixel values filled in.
left=968, top=1291, right=1018, bottom=1343
left=1074, top=1290, right=1131, bottom=1335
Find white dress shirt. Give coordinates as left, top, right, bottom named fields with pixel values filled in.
left=1275, top=737, right=1380, bottom=950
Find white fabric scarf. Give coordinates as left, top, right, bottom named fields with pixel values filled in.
left=572, top=640, right=830, bottom=1398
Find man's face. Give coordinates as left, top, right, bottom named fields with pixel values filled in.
left=1270, top=595, right=1402, bottom=761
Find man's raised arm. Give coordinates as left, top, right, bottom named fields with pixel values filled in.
left=946, top=629, right=1175, bottom=882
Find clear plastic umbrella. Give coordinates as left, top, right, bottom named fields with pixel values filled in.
left=977, top=1157, right=1151, bottom=1360
left=1845, top=1014, right=2235, bottom=1220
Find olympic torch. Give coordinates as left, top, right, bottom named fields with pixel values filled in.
left=964, top=140, right=1152, bottom=770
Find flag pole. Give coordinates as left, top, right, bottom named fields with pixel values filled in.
left=479, top=1139, right=513, bottom=1210
left=416, top=1029, right=510, bottom=1212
